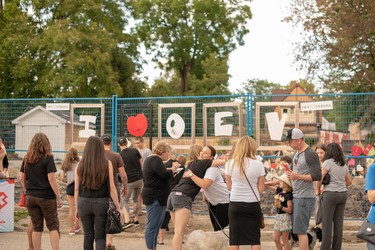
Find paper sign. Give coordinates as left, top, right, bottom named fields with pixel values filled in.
left=300, top=101, right=333, bottom=111
left=214, top=112, right=233, bottom=136
left=166, top=113, right=185, bottom=139
left=265, top=112, right=287, bottom=141
left=46, top=103, right=70, bottom=111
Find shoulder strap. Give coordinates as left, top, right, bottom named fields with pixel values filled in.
left=241, top=167, right=260, bottom=202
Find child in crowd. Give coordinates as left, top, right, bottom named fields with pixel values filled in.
left=266, top=174, right=293, bottom=250
left=280, top=155, right=293, bottom=174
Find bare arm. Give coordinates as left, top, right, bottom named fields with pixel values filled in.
left=211, top=159, right=225, bottom=167
left=74, top=165, right=80, bottom=218
left=258, top=175, right=265, bottom=194
left=48, top=172, right=62, bottom=208
left=60, top=171, right=67, bottom=183
left=108, top=161, right=120, bottom=210
left=20, top=172, right=26, bottom=193
left=183, top=169, right=213, bottom=189
left=345, top=171, right=352, bottom=187
left=368, top=190, right=375, bottom=203
left=118, top=166, right=128, bottom=196
left=225, top=175, right=232, bottom=191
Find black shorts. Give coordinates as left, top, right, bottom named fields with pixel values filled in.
left=66, top=182, right=75, bottom=196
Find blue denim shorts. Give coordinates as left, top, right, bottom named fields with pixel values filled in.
left=292, top=197, right=315, bottom=234
left=166, top=191, right=193, bottom=211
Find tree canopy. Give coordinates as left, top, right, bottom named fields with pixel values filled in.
left=126, top=0, right=252, bottom=95
left=286, top=0, right=375, bottom=93
left=0, top=0, right=144, bottom=98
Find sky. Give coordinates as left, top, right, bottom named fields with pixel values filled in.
left=141, top=0, right=306, bottom=92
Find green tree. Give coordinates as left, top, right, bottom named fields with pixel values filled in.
left=0, top=0, right=145, bottom=98
left=0, top=1, right=44, bottom=98
left=147, top=72, right=181, bottom=97
left=127, top=0, right=252, bottom=95
left=237, top=79, right=282, bottom=95
left=189, top=53, right=231, bottom=96
left=286, top=0, right=375, bottom=93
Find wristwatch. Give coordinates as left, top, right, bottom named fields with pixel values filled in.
left=189, top=172, right=193, bottom=178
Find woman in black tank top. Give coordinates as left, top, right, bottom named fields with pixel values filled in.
left=74, top=136, right=120, bottom=250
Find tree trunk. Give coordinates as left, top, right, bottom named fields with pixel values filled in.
left=180, top=63, right=190, bottom=96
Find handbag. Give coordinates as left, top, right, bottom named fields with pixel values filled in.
left=105, top=178, right=122, bottom=234
left=241, top=168, right=265, bottom=229
left=322, top=173, right=330, bottom=185
left=357, top=206, right=375, bottom=244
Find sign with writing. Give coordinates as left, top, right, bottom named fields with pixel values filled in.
left=300, top=101, right=333, bottom=111
left=46, top=103, right=70, bottom=111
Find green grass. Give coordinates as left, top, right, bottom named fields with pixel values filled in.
left=14, top=210, right=29, bottom=223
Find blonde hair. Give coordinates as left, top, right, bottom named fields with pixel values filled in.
left=153, top=141, right=171, bottom=156
left=231, top=136, right=257, bottom=176
left=187, top=144, right=203, bottom=166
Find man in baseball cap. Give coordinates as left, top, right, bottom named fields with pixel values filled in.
left=282, top=128, right=304, bottom=141
left=282, top=127, right=321, bottom=249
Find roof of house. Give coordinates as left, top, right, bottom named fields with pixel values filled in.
left=12, top=105, right=81, bottom=125
left=271, top=82, right=309, bottom=102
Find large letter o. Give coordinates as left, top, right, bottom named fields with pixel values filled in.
left=166, top=113, right=185, bottom=139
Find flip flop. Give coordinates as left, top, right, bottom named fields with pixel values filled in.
left=157, top=242, right=164, bottom=245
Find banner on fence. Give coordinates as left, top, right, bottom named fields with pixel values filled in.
left=0, top=179, right=15, bottom=232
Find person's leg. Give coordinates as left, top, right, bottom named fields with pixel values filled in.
left=273, top=230, right=282, bottom=250
left=27, top=219, right=33, bottom=250
left=171, top=208, right=191, bottom=250
left=281, top=231, right=291, bottom=250
left=124, top=182, right=134, bottom=224
left=40, top=198, right=60, bottom=250
left=78, top=197, right=95, bottom=250
left=49, top=230, right=60, bottom=250
left=158, top=211, right=170, bottom=244
left=331, top=192, right=347, bottom=250
left=320, top=192, right=336, bottom=250
left=368, top=242, right=375, bottom=250
left=144, top=200, right=166, bottom=250
left=208, top=202, right=218, bottom=230
left=292, top=198, right=314, bottom=250
left=92, top=198, right=109, bottom=250
left=214, top=203, right=229, bottom=231
left=32, top=232, right=42, bottom=250
left=67, top=195, right=76, bottom=234
left=132, top=180, right=143, bottom=223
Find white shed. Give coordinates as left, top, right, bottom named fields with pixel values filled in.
left=12, top=105, right=84, bottom=160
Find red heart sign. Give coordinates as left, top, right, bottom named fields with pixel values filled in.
left=351, top=145, right=363, bottom=156
left=127, top=114, right=148, bottom=137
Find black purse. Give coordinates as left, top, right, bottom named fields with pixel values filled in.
left=241, top=167, right=265, bottom=229
left=357, top=206, right=375, bottom=244
left=105, top=178, right=122, bottom=234
left=322, top=173, right=330, bottom=185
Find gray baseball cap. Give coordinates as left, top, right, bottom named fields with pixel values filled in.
left=282, top=128, right=304, bottom=141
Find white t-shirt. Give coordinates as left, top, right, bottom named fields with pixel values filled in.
left=203, top=167, right=230, bottom=205
left=225, top=158, right=265, bottom=202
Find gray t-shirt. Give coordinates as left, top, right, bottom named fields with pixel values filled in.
left=138, top=147, right=152, bottom=164
left=322, top=159, right=349, bottom=192
left=203, top=167, right=230, bottom=205
left=292, top=147, right=321, bottom=198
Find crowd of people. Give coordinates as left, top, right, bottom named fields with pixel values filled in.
left=7, top=126, right=374, bottom=250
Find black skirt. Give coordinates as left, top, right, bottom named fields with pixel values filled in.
left=229, top=201, right=261, bottom=245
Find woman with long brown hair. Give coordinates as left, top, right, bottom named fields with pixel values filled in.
left=20, top=133, right=62, bottom=250
left=74, top=136, right=120, bottom=250
left=60, top=147, right=81, bottom=235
